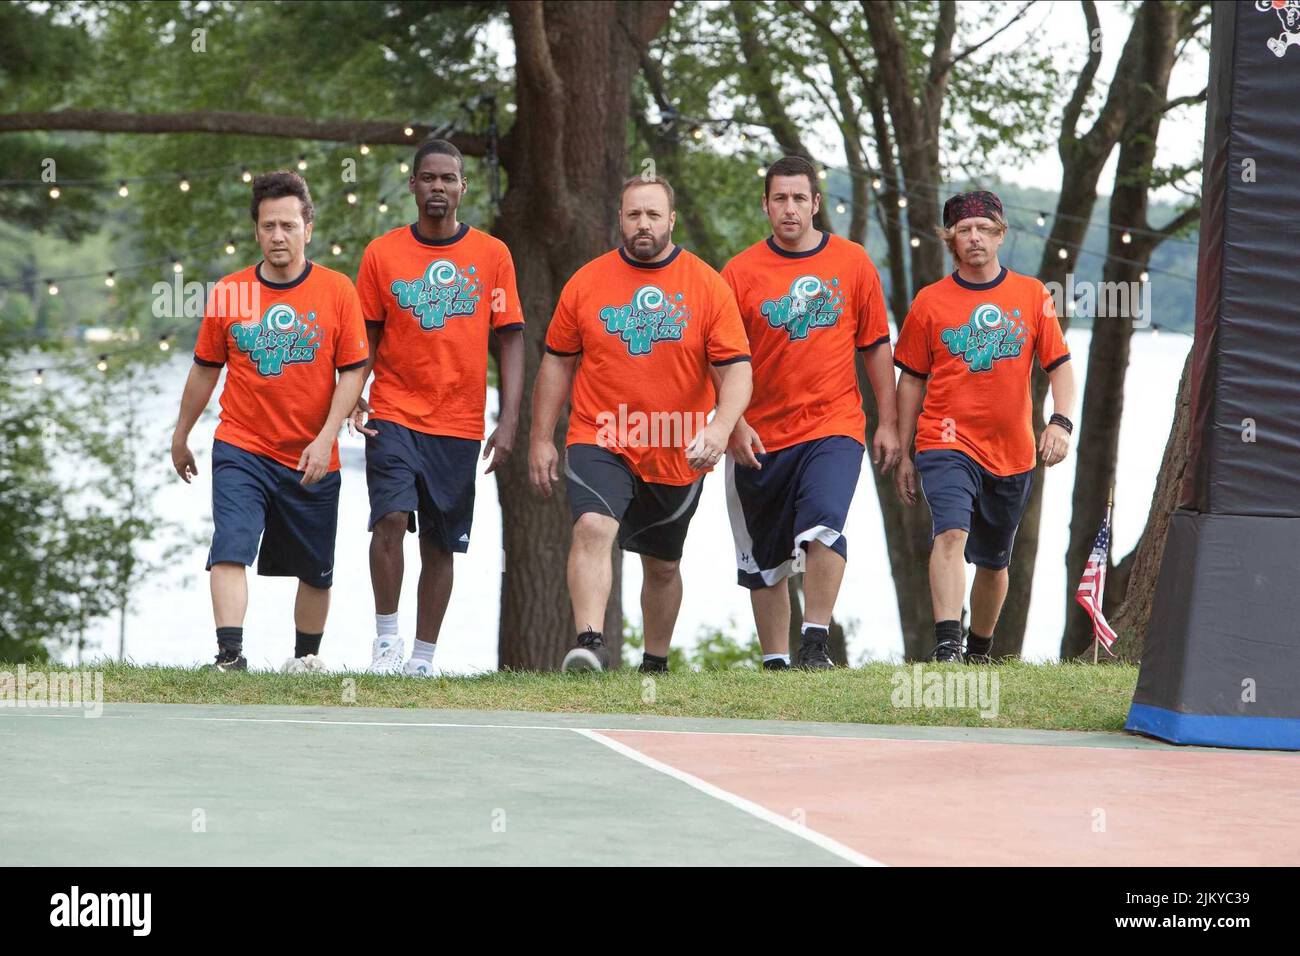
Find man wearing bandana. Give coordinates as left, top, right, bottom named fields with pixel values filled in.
left=892, top=191, right=1076, bottom=663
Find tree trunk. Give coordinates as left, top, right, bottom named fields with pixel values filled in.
left=492, top=0, right=673, bottom=670
left=1105, top=351, right=1192, bottom=662
left=1061, top=0, right=1183, bottom=659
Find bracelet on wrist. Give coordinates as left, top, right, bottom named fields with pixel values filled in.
left=1049, top=413, right=1073, bottom=435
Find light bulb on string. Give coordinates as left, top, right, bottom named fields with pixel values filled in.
left=690, top=126, right=703, bottom=141
left=47, top=280, right=58, bottom=296
left=172, top=258, right=183, bottom=274
left=97, top=355, right=108, bottom=373
left=399, top=162, right=410, bottom=174
left=835, top=202, right=846, bottom=215
left=1036, top=212, right=1047, bottom=227
left=404, top=125, right=415, bottom=138
left=1121, top=231, right=1132, bottom=244
left=105, top=271, right=116, bottom=288
left=225, top=239, right=236, bottom=255
left=33, top=369, right=44, bottom=386
left=331, top=241, right=342, bottom=256
left=346, top=192, right=358, bottom=205
left=297, top=155, right=308, bottom=171
left=910, top=236, right=921, bottom=248
left=159, top=334, right=171, bottom=352
left=1140, top=270, right=1149, bottom=282
left=757, top=166, right=767, bottom=177
left=897, top=196, right=907, bottom=209
left=48, top=186, right=60, bottom=199
left=179, top=177, right=191, bottom=193
left=241, top=167, right=252, bottom=183
left=360, top=144, right=370, bottom=155
left=1057, top=247, right=1068, bottom=260
left=817, top=169, right=827, bottom=181
left=378, top=198, right=389, bottom=213
left=871, top=177, right=882, bottom=191
left=117, top=181, right=129, bottom=198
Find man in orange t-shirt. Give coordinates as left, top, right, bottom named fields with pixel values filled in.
left=529, top=175, right=753, bottom=673
left=172, top=171, right=369, bottom=672
left=721, top=156, right=900, bottom=670
left=893, top=190, right=1076, bottom=663
left=351, top=139, right=525, bottom=677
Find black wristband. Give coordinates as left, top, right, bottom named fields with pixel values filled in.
left=1049, top=413, right=1073, bottom=435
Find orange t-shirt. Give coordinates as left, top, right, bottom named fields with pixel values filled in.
left=722, top=232, right=890, bottom=452
left=194, top=260, right=369, bottom=472
left=355, top=223, right=524, bottom=439
left=545, top=245, right=751, bottom=486
left=893, top=267, right=1070, bottom=477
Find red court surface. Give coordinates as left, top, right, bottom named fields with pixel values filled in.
left=602, top=729, right=1300, bottom=866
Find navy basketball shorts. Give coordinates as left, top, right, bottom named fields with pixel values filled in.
left=364, top=419, right=479, bottom=553
left=206, top=439, right=341, bottom=588
left=914, top=449, right=1034, bottom=570
left=725, top=435, right=864, bottom=590
left=564, top=444, right=704, bottom=562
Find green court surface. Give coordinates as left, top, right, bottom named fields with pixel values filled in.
left=3, top=704, right=1296, bottom=866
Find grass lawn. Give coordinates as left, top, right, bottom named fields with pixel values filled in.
left=51, top=660, right=1142, bottom=732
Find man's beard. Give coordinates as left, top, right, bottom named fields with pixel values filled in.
left=624, top=230, right=671, bottom=261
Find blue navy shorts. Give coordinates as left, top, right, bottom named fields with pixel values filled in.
left=364, top=419, right=479, bottom=553
left=725, top=435, right=864, bottom=589
left=206, top=439, right=341, bottom=588
left=564, top=444, right=704, bottom=562
left=914, top=449, right=1033, bottom=570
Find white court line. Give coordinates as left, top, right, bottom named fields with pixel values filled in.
left=573, top=729, right=884, bottom=867
left=164, top=714, right=978, bottom=744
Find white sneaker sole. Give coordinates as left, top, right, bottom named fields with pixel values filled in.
left=561, top=647, right=604, bottom=673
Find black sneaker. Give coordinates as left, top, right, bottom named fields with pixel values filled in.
left=561, top=631, right=608, bottom=672
left=202, top=650, right=247, bottom=672
left=795, top=629, right=834, bottom=670
left=963, top=631, right=994, bottom=665
left=929, top=639, right=964, bottom=663
left=638, top=657, right=668, bottom=674
left=762, top=658, right=790, bottom=671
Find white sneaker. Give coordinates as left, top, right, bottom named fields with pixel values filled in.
left=370, top=638, right=405, bottom=674
left=403, top=658, right=435, bottom=677
left=282, top=654, right=327, bottom=674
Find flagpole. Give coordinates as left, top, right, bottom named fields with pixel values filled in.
left=1094, top=485, right=1114, bottom=664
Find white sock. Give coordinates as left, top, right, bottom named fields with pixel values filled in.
left=763, top=653, right=791, bottom=665
left=801, top=621, right=828, bottom=634
left=376, top=612, right=399, bottom=649
left=410, top=639, right=436, bottom=664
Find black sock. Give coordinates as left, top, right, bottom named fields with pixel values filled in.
left=216, top=626, right=243, bottom=658
left=295, top=630, right=323, bottom=658
left=642, top=652, right=668, bottom=666
left=934, top=619, right=962, bottom=647
left=966, top=631, right=993, bottom=657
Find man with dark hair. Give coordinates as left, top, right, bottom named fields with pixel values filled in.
left=529, top=175, right=752, bottom=673
left=172, top=170, right=369, bottom=672
left=894, top=190, right=1076, bottom=663
left=351, top=140, right=525, bottom=676
left=722, top=155, right=899, bottom=670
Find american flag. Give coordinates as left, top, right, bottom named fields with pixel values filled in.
left=1075, top=513, right=1118, bottom=654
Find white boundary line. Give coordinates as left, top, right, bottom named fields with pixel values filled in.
left=163, top=714, right=980, bottom=744
left=572, top=728, right=884, bottom=867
